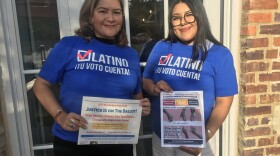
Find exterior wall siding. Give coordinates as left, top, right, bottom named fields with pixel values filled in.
left=239, top=0, right=280, bottom=155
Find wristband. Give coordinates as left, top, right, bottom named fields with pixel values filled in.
left=207, top=129, right=211, bottom=135
left=54, top=109, right=63, bottom=121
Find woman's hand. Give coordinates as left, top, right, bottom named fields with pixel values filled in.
left=140, top=98, right=151, bottom=116
left=152, top=80, right=173, bottom=96
left=56, top=112, right=88, bottom=131
left=178, top=146, right=202, bottom=156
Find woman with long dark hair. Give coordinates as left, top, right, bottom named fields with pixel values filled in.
left=143, top=0, right=238, bottom=155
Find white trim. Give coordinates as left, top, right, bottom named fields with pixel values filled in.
left=0, top=0, right=33, bottom=155
left=203, top=1, right=221, bottom=155
left=57, top=0, right=84, bottom=37
left=203, top=0, right=221, bottom=40
left=32, top=145, right=53, bottom=150
left=222, top=0, right=241, bottom=156
left=123, top=0, right=131, bottom=46
left=57, top=0, right=71, bottom=37
left=163, top=0, right=168, bottom=38
left=0, top=6, right=21, bottom=156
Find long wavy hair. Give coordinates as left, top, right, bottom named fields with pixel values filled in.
left=75, top=0, right=128, bottom=46
left=166, top=0, right=222, bottom=64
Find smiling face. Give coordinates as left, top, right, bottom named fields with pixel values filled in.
left=172, top=2, right=198, bottom=45
left=91, top=0, right=123, bottom=39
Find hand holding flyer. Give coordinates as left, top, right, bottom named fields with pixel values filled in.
left=78, top=97, right=142, bottom=145
left=160, top=91, right=206, bottom=148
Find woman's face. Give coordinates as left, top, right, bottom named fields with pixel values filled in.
left=171, top=2, right=197, bottom=44
left=91, top=0, right=123, bottom=39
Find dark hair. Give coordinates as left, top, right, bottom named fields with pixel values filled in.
left=166, top=0, right=222, bottom=63
left=75, top=0, right=128, bottom=46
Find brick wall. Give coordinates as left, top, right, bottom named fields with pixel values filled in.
left=239, top=0, right=280, bottom=155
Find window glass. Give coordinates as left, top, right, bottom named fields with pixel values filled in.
left=129, top=0, right=164, bottom=61
left=128, top=0, right=165, bottom=137
left=25, top=74, right=55, bottom=145
left=15, top=0, right=60, bottom=70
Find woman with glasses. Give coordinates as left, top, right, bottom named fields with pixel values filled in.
left=142, top=0, right=238, bottom=155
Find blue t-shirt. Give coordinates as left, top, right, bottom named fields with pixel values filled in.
left=143, top=40, right=238, bottom=138
left=39, top=36, right=142, bottom=142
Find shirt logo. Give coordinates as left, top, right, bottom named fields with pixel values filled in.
left=77, top=50, right=93, bottom=62
left=159, top=54, right=172, bottom=65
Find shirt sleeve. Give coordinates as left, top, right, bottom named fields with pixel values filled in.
left=214, top=49, right=238, bottom=97
left=38, top=37, right=74, bottom=83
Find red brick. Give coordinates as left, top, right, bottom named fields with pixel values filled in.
left=246, top=73, right=256, bottom=83
left=247, top=118, right=259, bottom=126
left=272, top=83, right=280, bottom=92
left=243, top=148, right=264, bottom=156
left=259, top=72, right=280, bottom=82
left=245, top=127, right=271, bottom=137
left=260, top=24, right=280, bottom=35
left=261, top=117, right=270, bottom=124
left=244, top=85, right=267, bottom=93
left=266, top=147, right=280, bottom=155
left=274, top=37, right=280, bottom=46
left=243, top=0, right=278, bottom=10
left=258, top=137, right=274, bottom=146
left=243, top=139, right=256, bottom=147
left=276, top=13, right=280, bottom=22
left=243, top=38, right=269, bottom=48
left=273, top=62, right=280, bottom=70
left=260, top=94, right=280, bottom=104
left=245, top=62, right=269, bottom=72
left=243, top=106, right=271, bottom=116
left=241, top=26, right=257, bottom=36
left=242, top=50, right=264, bottom=60
left=266, top=49, right=278, bottom=59
left=240, top=95, right=256, bottom=105
left=248, top=13, right=272, bottom=23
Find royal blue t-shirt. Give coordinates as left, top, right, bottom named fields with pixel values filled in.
left=39, top=36, right=142, bottom=142
left=143, top=40, right=238, bottom=138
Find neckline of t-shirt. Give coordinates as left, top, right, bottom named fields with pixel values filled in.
left=93, top=35, right=115, bottom=45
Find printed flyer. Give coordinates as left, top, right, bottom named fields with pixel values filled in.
left=78, top=97, right=142, bottom=145
left=160, top=91, right=206, bottom=148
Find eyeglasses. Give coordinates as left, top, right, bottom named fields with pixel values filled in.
left=171, top=13, right=196, bottom=27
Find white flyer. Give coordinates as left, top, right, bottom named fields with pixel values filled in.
left=160, top=91, right=206, bottom=148
left=78, top=96, right=142, bottom=145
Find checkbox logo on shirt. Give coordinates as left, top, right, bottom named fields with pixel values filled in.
left=159, top=54, right=172, bottom=65
left=77, top=50, right=93, bottom=62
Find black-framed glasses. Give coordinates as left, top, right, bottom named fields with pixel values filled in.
left=171, top=12, right=196, bottom=27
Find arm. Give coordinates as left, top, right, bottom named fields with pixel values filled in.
left=179, top=96, right=234, bottom=155
left=133, top=93, right=151, bottom=116
left=33, top=77, right=87, bottom=131
left=205, top=96, right=234, bottom=141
